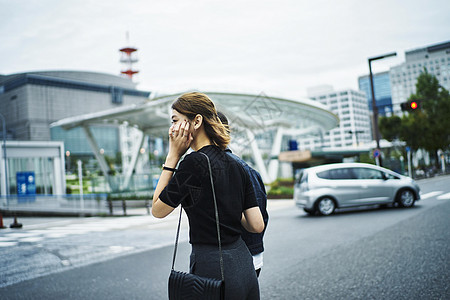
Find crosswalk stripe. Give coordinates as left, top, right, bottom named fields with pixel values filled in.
left=421, top=191, right=443, bottom=199
left=437, top=193, right=450, bottom=200
left=0, top=242, right=18, bottom=247
left=0, top=213, right=181, bottom=248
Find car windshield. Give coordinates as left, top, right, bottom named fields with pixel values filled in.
left=295, top=170, right=308, bottom=184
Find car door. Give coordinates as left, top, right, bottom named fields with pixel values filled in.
left=354, top=167, right=393, bottom=204
left=317, top=168, right=359, bottom=207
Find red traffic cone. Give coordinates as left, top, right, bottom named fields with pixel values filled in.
left=0, top=212, right=6, bottom=229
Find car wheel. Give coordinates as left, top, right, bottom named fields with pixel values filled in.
left=303, top=208, right=315, bottom=215
left=316, top=197, right=336, bottom=216
left=397, top=189, right=415, bottom=208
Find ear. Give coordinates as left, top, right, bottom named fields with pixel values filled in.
left=193, top=114, right=203, bottom=130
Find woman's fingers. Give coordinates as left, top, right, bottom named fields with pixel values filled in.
left=183, top=122, right=190, bottom=137
left=170, top=121, right=191, bottom=147
left=178, top=121, right=189, bottom=138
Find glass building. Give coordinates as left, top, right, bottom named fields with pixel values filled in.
left=358, top=71, right=393, bottom=116
left=50, top=126, right=119, bottom=156
left=1, top=141, right=66, bottom=196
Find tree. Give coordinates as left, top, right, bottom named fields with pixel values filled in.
left=406, top=70, right=450, bottom=165
left=379, top=115, right=402, bottom=141
left=380, top=70, right=450, bottom=167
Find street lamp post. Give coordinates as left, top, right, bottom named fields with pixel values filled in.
left=368, top=52, right=397, bottom=166
left=347, top=130, right=365, bottom=146
left=0, top=113, right=8, bottom=196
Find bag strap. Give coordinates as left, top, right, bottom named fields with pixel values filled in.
left=171, top=151, right=225, bottom=282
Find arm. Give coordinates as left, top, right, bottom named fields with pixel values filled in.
left=241, top=207, right=265, bottom=233
left=151, top=155, right=180, bottom=218
left=152, top=120, right=193, bottom=218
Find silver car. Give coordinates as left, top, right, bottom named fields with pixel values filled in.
left=294, top=163, right=421, bottom=216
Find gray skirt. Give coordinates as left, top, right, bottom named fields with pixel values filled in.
left=190, top=237, right=260, bottom=300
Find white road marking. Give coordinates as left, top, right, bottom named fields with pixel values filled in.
left=0, top=214, right=179, bottom=248
left=20, top=237, right=44, bottom=242
left=437, top=192, right=450, bottom=200
left=0, top=242, right=18, bottom=247
left=420, top=191, right=443, bottom=199
left=4, top=232, right=42, bottom=238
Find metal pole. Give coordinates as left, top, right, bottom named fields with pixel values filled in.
left=0, top=113, right=8, bottom=196
left=367, top=52, right=397, bottom=167
left=407, top=149, right=412, bottom=178
left=77, top=160, right=84, bottom=211
left=368, top=60, right=382, bottom=166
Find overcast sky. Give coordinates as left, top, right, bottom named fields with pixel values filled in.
left=1, top=0, right=449, bottom=99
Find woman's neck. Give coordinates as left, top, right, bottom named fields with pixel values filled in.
left=191, top=130, right=212, bottom=151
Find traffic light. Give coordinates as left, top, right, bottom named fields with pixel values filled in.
left=400, top=100, right=422, bottom=111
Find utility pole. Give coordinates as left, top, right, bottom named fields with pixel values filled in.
left=368, top=52, right=397, bottom=166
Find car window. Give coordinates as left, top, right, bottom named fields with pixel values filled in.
left=316, top=170, right=331, bottom=179
left=317, top=168, right=356, bottom=180
left=384, top=172, right=400, bottom=179
left=354, top=168, right=384, bottom=180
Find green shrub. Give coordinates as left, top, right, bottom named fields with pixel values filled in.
left=268, top=178, right=294, bottom=196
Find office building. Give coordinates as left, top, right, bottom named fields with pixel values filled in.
left=390, top=41, right=450, bottom=115
left=0, top=71, right=150, bottom=157
left=0, top=71, right=150, bottom=196
left=301, top=86, right=372, bottom=149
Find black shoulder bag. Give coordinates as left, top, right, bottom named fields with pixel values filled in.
left=168, top=152, right=225, bottom=300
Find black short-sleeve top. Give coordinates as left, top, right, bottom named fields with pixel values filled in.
left=159, top=145, right=258, bottom=245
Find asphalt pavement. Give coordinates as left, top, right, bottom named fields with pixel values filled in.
left=0, top=176, right=449, bottom=299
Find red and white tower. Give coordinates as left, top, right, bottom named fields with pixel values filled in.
left=119, top=32, right=139, bottom=80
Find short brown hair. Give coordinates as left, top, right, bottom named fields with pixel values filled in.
left=172, top=92, right=230, bottom=150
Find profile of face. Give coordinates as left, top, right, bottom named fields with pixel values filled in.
left=170, top=109, right=196, bottom=138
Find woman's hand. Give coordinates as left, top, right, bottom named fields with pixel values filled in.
left=168, top=120, right=193, bottom=160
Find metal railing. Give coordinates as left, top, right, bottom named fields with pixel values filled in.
left=0, top=194, right=108, bottom=215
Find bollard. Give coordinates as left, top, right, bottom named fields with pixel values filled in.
left=0, top=212, right=6, bottom=229
left=10, top=215, right=23, bottom=229
left=122, top=200, right=127, bottom=216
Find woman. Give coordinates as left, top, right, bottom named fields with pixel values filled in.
left=152, top=92, right=265, bottom=299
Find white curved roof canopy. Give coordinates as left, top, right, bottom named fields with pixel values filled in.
left=52, top=91, right=338, bottom=135
left=150, top=92, right=339, bottom=135
left=51, top=91, right=339, bottom=184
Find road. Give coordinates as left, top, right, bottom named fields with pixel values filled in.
left=0, top=175, right=449, bottom=299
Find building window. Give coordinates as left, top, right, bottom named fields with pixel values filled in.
left=110, top=87, right=123, bottom=104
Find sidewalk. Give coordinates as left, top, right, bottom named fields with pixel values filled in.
left=0, top=199, right=294, bottom=230
left=0, top=207, right=150, bottom=230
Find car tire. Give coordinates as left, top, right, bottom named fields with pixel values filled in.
left=316, top=197, right=336, bottom=216
left=397, top=189, right=415, bottom=208
left=303, top=208, right=315, bottom=215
